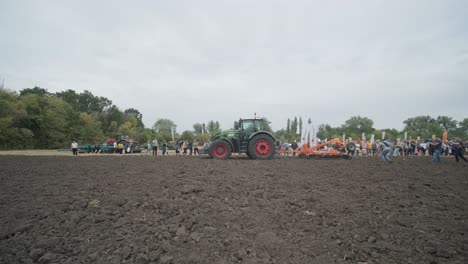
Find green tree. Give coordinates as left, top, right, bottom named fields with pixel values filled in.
left=19, top=86, right=50, bottom=97
left=140, top=128, right=155, bottom=143
left=78, top=113, right=103, bottom=143
left=436, top=116, right=457, bottom=131
left=193, top=123, right=203, bottom=135
left=57, top=89, right=112, bottom=113
left=317, top=124, right=339, bottom=140
left=181, top=130, right=194, bottom=141
left=55, top=89, right=80, bottom=111
left=77, top=90, right=112, bottom=113
left=0, top=88, right=24, bottom=149
left=274, top=128, right=288, bottom=142
left=286, top=118, right=291, bottom=135
left=16, top=95, right=77, bottom=148
left=98, top=105, right=125, bottom=136
left=153, top=118, right=177, bottom=138
left=259, top=118, right=273, bottom=133
left=343, top=116, right=374, bottom=137
left=207, top=120, right=221, bottom=134
left=124, top=108, right=144, bottom=128
left=403, top=115, right=442, bottom=139
left=291, top=117, right=298, bottom=140
left=453, top=118, right=468, bottom=138
left=118, top=115, right=139, bottom=139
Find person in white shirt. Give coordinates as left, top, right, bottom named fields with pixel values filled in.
left=71, top=141, right=79, bottom=156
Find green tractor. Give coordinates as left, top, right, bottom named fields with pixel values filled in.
left=208, top=118, right=276, bottom=159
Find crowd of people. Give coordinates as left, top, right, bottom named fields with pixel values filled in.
left=72, top=135, right=466, bottom=164
left=277, top=136, right=467, bottom=164
left=146, top=138, right=204, bottom=156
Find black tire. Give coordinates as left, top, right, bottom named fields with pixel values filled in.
left=346, top=142, right=356, bottom=152
left=247, top=134, right=275, bottom=159
left=209, top=140, right=232, bottom=159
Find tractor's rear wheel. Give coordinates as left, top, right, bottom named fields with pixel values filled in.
left=346, top=142, right=356, bottom=153
left=209, top=140, right=232, bottom=159
left=248, top=134, right=275, bottom=159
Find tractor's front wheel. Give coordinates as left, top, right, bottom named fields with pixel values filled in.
left=248, top=134, right=275, bottom=159
left=209, top=140, right=232, bottom=159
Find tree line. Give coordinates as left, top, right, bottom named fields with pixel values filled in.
left=275, top=115, right=467, bottom=143
left=0, top=86, right=227, bottom=149
left=0, top=86, right=466, bottom=149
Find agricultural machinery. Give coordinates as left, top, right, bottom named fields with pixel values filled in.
left=292, top=138, right=356, bottom=159
left=207, top=118, right=276, bottom=159
left=78, top=135, right=142, bottom=154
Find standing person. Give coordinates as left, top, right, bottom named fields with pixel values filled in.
left=430, top=136, right=442, bottom=163
left=453, top=138, right=468, bottom=163
left=193, top=140, right=199, bottom=155
left=410, top=141, right=416, bottom=155
left=393, top=140, right=401, bottom=156
left=183, top=141, right=188, bottom=155
left=118, top=142, right=124, bottom=154
left=146, top=142, right=152, bottom=154
left=113, top=141, right=118, bottom=153
left=371, top=141, right=377, bottom=156
left=291, top=140, right=298, bottom=156
left=420, top=142, right=427, bottom=156
left=361, top=139, right=368, bottom=156
left=283, top=142, right=290, bottom=156
left=152, top=138, right=158, bottom=156
left=175, top=144, right=180, bottom=156
left=377, top=140, right=393, bottom=163
left=71, top=141, right=79, bottom=156
left=188, top=140, right=193, bottom=156
left=162, top=140, right=168, bottom=156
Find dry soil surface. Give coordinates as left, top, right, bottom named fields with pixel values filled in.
left=0, top=155, right=466, bottom=264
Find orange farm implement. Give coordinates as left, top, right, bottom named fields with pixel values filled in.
left=280, top=138, right=355, bottom=159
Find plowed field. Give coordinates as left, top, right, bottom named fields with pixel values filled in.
left=0, top=155, right=466, bottom=264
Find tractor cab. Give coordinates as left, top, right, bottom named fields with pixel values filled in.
left=238, top=118, right=261, bottom=132
left=241, top=118, right=257, bottom=130
left=238, top=119, right=261, bottom=142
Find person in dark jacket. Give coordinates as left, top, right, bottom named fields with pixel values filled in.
left=453, top=138, right=467, bottom=163
left=291, top=140, right=298, bottom=156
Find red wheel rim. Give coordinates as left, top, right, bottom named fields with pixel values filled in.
left=255, top=140, right=270, bottom=155
left=214, top=144, right=227, bottom=158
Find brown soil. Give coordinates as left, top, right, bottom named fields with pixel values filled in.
left=0, top=155, right=466, bottom=264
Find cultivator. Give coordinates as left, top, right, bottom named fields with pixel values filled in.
left=281, top=138, right=355, bottom=159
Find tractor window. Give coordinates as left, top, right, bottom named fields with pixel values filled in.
left=255, top=121, right=261, bottom=131
left=242, top=120, right=255, bottom=132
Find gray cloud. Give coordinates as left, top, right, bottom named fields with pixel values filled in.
left=1, top=0, right=467, bottom=132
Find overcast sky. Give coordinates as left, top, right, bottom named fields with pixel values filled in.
left=1, top=0, right=467, bottom=132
